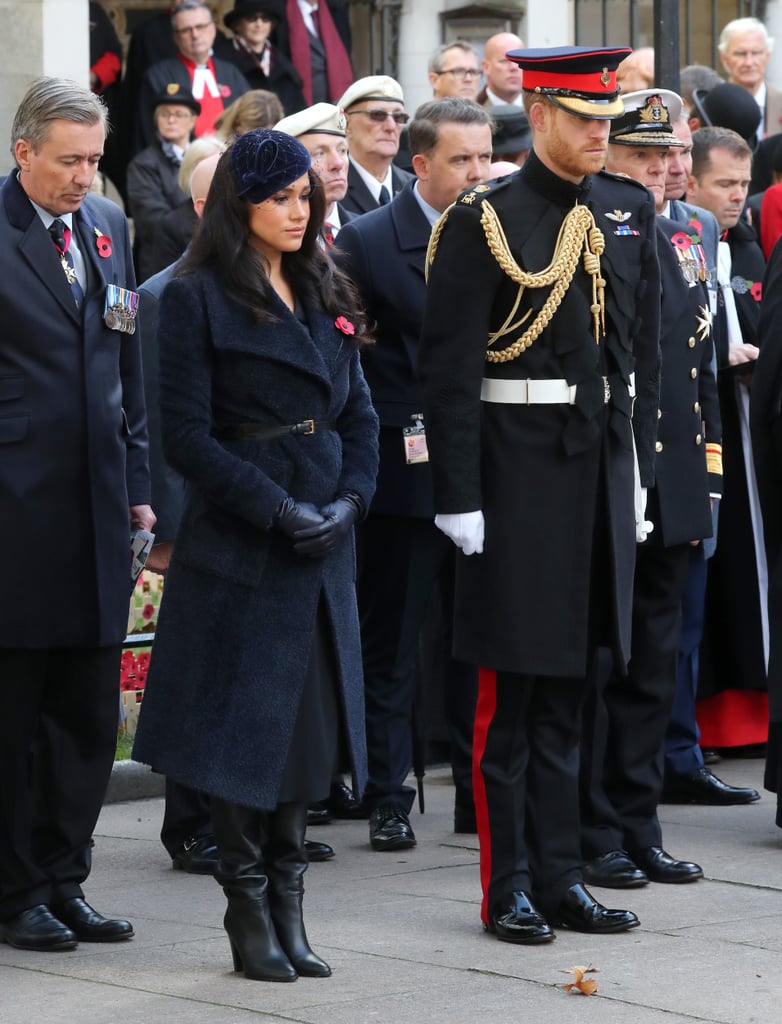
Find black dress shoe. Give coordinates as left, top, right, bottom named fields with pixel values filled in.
left=326, top=781, right=368, bottom=819
left=369, top=805, right=416, bottom=851
left=484, top=891, right=554, bottom=944
left=552, top=884, right=639, bottom=933
left=307, top=805, right=332, bottom=826
left=629, top=846, right=703, bottom=884
left=582, top=850, right=649, bottom=889
left=51, top=898, right=133, bottom=942
left=172, top=834, right=219, bottom=874
left=304, top=839, right=335, bottom=862
left=0, top=905, right=77, bottom=951
left=662, top=766, right=760, bottom=805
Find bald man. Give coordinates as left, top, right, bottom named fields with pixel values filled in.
left=477, top=32, right=524, bottom=106
left=617, top=47, right=655, bottom=92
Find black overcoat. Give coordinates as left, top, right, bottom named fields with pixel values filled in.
left=132, top=269, right=379, bottom=810
left=0, top=174, right=149, bottom=648
left=340, top=161, right=414, bottom=217
left=336, top=181, right=436, bottom=517
left=419, top=155, right=661, bottom=678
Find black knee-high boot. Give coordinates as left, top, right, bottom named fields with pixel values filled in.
left=211, top=798, right=297, bottom=983
left=266, top=801, right=331, bottom=978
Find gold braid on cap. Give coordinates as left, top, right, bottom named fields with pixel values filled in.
left=480, top=200, right=606, bottom=362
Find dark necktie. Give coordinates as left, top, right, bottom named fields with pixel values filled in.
left=323, top=221, right=335, bottom=248
left=378, top=185, right=391, bottom=206
left=310, top=4, right=321, bottom=38
left=49, top=218, right=84, bottom=308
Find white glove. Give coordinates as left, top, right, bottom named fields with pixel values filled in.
left=435, top=511, right=485, bottom=555
left=635, top=485, right=654, bottom=544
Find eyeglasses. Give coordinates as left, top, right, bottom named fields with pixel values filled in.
left=174, top=21, right=213, bottom=35
left=345, top=109, right=410, bottom=125
left=435, top=67, right=480, bottom=80
left=157, top=109, right=194, bottom=120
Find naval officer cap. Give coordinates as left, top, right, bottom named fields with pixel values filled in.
left=610, top=89, right=686, bottom=146
left=507, top=45, right=632, bottom=119
left=338, top=75, right=404, bottom=111
left=275, top=102, right=347, bottom=138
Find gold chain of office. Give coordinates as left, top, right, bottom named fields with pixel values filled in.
left=427, top=200, right=607, bottom=363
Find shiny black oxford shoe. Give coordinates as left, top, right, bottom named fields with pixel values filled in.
left=661, top=766, right=760, bottom=805
left=552, top=884, right=640, bottom=933
left=305, top=839, right=335, bottom=862
left=582, top=850, right=649, bottom=889
left=172, top=834, right=219, bottom=874
left=51, top=898, right=133, bottom=942
left=628, top=846, right=703, bottom=884
left=0, top=905, right=77, bottom=951
left=485, top=891, right=555, bottom=944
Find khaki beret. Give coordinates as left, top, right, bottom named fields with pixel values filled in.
left=275, top=103, right=347, bottom=138
left=338, top=75, right=404, bottom=110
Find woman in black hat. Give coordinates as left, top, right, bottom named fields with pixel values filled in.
left=132, top=130, right=378, bottom=982
left=222, top=0, right=306, bottom=116
left=126, top=88, right=200, bottom=281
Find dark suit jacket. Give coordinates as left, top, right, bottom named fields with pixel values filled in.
left=653, top=217, right=722, bottom=547
left=336, top=180, right=434, bottom=517
left=340, top=160, right=414, bottom=217
left=134, top=57, right=249, bottom=155
left=0, top=173, right=150, bottom=648
left=221, top=41, right=306, bottom=116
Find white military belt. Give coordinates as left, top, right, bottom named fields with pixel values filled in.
left=481, top=378, right=581, bottom=405
left=480, top=374, right=636, bottom=406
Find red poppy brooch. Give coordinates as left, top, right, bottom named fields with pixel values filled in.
left=335, top=316, right=355, bottom=336
left=94, top=226, right=112, bottom=258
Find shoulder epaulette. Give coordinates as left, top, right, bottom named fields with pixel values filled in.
left=458, top=175, right=514, bottom=207
left=597, top=168, right=655, bottom=194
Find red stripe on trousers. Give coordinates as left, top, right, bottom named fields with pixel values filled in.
left=473, top=667, right=497, bottom=925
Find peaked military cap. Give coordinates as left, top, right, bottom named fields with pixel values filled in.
left=610, top=89, right=685, bottom=146
left=507, top=45, right=632, bottom=119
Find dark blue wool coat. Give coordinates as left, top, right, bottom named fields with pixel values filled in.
left=132, top=268, right=378, bottom=809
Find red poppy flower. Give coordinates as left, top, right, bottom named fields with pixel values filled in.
left=751, top=281, right=763, bottom=301
left=687, top=217, right=703, bottom=235
left=671, top=231, right=691, bottom=250
left=219, top=84, right=232, bottom=98
left=335, top=316, right=355, bottom=336
left=95, top=234, right=112, bottom=258
left=142, top=603, right=155, bottom=619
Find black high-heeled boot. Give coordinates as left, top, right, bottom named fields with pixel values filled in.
left=267, top=802, right=331, bottom=978
left=211, top=798, right=297, bottom=983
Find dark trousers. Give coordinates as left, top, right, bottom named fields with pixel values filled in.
left=665, top=546, right=708, bottom=775
left=0, top=646, right=122, bottom=921
left=160, top=779, right=213, bottom=857
left=358, top=514, right=477, bottom=813
left=474, top=669, right=585, bottom=923
left=580, top=541, right=692, bottom=858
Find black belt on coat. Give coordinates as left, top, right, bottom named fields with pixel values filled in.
left=214, top=419, right=335, bottom=441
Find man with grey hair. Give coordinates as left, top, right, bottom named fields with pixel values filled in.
left=0, top=78, right=153, bottom=952
left=719, top=16, right=782, bottom=139
left=429, top=40, right=481, bottom=101
left=134, top=0, right=248, bottom=154
left=336, top=98, right=492, bottom=852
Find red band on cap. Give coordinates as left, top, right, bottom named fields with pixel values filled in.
left=523, top=68, right=618, bottom=94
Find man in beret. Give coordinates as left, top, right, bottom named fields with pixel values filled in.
left=338, top=76, right=413, bottom=215
left=336, top=97, right=494, bottom=853
left=578, top=89, right=729, bottom=892
left=276, top=102, right=352, bottom=246
left=419, top=46, right=661, bottom=942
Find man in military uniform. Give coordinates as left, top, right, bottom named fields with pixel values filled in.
left=579, top=90, right=723, bottom=890
left=419, top=46, right=661, bottom=943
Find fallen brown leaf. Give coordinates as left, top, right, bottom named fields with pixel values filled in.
left=562, top=963, right=599, bottom=995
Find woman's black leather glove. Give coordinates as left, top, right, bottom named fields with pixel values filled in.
left=292, top=493, right=364, bottom=557
left=273, top=497, right=326, bottom=548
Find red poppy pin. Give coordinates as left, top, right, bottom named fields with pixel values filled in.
left=94, top=227, right=112, bottom=258
left=335, top=316, right=355, bottom=336
left=671, top=231, right=692, bottom=250
left=687, top=216, right=703, bottom=235
left=751, top=281, right=763, bottom=301
left=219, top=84, right=232, bottom=98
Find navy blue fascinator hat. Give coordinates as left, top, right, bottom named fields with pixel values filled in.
left=230, top=128, right=312, bottom=203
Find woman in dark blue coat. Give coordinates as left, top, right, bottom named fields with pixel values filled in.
left=133, top=130, right=378, bottom=983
